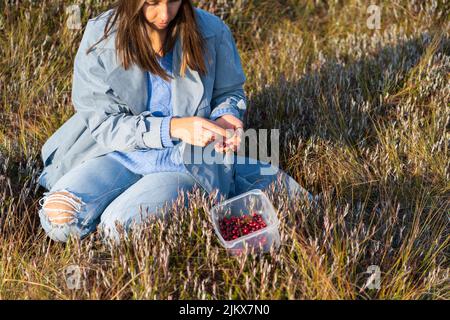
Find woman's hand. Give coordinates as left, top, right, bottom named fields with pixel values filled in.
left=170, top=116, right=229, bottom=147
left=213, top=114, right=244, bottom=153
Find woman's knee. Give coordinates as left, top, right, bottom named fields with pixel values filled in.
left=38, top=189, right=93, bottom=242
left=99, top=199, right=168, bottom=232
left=98, top=191, right=190, bottom=244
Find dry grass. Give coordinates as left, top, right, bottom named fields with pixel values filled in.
left=0, top=0, right=448, bottom=299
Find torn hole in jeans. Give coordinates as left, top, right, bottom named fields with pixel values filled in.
left=38, top=188, right=87, bottom=229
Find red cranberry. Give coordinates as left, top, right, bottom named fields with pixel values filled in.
left=219, top=212, right=267, bottom=241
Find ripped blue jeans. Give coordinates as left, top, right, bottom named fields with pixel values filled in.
left=38, top=154, right=314, bottom=244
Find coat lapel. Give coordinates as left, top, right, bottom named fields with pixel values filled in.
left=171, top=36, right=204, bottom=117
left=106, top=63, right=148, bottom=115
left=105, top=35, right=204, bottom=117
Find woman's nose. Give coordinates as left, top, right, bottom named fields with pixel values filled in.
left=159, top=5, right=169, bottom=23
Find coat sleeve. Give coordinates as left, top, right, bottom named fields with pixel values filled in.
left=209, top=22, right=248, bottom=122
left=71, top=19, right=170, bottom=152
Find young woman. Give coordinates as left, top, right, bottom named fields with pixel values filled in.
left=37, top=0, right=313, bottom=244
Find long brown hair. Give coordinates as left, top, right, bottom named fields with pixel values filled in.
left=87, top=0, right=208, bottom=81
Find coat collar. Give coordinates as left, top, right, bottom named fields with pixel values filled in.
left=105, top=27, right=214, bottom=117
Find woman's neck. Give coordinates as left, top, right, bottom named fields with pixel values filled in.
left=149, top=28, right=168, bottom=58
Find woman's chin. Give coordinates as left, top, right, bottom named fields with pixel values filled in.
left=151, top=22, right=169, bottom=30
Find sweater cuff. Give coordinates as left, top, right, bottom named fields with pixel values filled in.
left=160, top=116, right=175, bottom=148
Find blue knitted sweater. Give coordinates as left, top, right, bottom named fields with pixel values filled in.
left=108, top=49, right=187, bottom=175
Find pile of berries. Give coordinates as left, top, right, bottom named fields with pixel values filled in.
left=219, top=211, right=267, bottom=241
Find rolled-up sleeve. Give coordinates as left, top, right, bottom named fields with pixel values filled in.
left=155, top=115, right=175, bottom=148
left=72, top=19, right=169, bottom=152
left=210, top=22, right=248, bottom=121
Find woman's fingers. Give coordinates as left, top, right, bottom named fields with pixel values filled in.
left=215, top=142, right=231, bottom=153
left=212, top=127, right=244, bottom=153
left=201, top=130, right=215, bottom=145
left=214, top=142, right=223, bottom=152
left=225, top=128, right=242, bottom=151
left=201, top=119, right=228, bottom=139
left=202, top=129, right=214, bottom=140
left=185, top=117, right=244, bottom=150
left=232, top=127, right=243, bottom=145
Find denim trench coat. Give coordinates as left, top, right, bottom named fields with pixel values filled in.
left=38, top=7, right=248, bottom=201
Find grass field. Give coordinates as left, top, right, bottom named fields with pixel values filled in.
left=0, top=0, right=448, bottom=299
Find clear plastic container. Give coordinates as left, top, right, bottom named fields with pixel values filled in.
left=208, top=189, right=281, bottom=256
